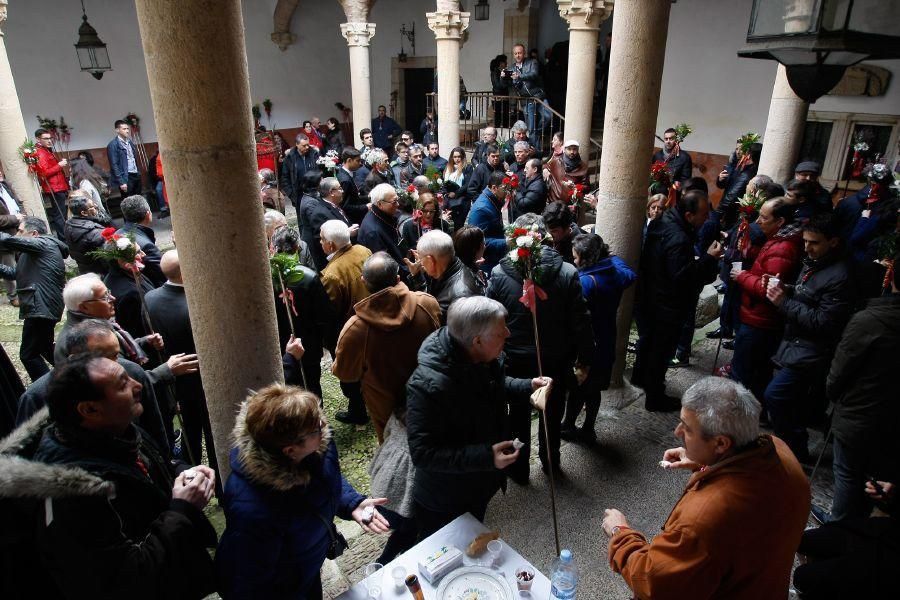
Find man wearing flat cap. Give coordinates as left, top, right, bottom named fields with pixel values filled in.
left=794, top=161, right=832, bottom=210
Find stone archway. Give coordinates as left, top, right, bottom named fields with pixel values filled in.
left=271, top=0, right=300, bottom=50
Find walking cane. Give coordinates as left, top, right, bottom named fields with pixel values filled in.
left=530, top=299, right=562, bottom=557
left=710, top=334, right=724, bottom=375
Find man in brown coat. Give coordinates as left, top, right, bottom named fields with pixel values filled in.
left=602, top=377, right=810, bottom=600
left=318, top=219, right=372, bottom=424
left=333, top=252, right=440, bottom=442
left=543, top=139, right=588, bottom=204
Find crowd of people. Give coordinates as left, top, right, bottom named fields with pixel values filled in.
left=0, top=59, right=898, bottom=598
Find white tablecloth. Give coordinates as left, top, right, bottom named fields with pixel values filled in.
left=336, top=512, right=551, bottom=599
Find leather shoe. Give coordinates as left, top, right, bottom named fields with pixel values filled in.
left=645, top=395, right=682, bottom=412
left=668, top=356, right=690, bottom=368
left=722, top=339, right=735, bottom=350
left=706, top=327, right=733, bottom=339
left=335, top=410, right=368, bottom=425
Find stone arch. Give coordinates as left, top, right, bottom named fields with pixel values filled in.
left=271, top=0, right=300, bottom=50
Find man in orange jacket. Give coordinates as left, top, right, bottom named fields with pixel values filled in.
left=33, top=128, right=70, bottom=239
left=602, top=377, right=810, bottom=600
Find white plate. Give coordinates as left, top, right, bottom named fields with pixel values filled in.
left=436, top=565, right=513, bottom=600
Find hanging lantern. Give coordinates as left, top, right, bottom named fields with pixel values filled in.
left=74, top=0, right=112, bottom=80
left=474, top=0, right=490, bottom=22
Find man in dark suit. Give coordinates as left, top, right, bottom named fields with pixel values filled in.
left=337, top=147, right=367, bottom=224
left=279, top=133, right=320, bottom=207
left=144, top=250, right=219, bottom=481
left=0, top=169, right=23, bottom=304
left=466, top=144, right=505, bottom=201
left=106, top=120, right=142, bottom=198
left=509, top=158, right=547, bottom=221
left=116, top=195, right=165, bottom=286
left=302, top=177, right=358, bottom=271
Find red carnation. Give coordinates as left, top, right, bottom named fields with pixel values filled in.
left=510, top=176, right=519, bottom=189
left=517, top=247, right=530, bottom=258
left=513, top=227, right=528, bottom=236
left=502, top=177, right=511, bottom=186
left=406, top=184, right=416, bottom=193
left=101, top=227, right=117, bottom=240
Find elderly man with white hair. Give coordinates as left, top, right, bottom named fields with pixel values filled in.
left=602, top=377, right=810, bottom=600
left=319, top=219, right=372, bottom=424
left=263, top=209, right=314, bottom=270
left=407, top=296, right=551, bottom=537
left=472, top=126, right=498, bottom=166
left=406, top=230, right=482, bottom=322
left=358, top=183, right=409, bottom=281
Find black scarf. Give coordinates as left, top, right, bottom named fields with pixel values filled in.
left=562, top=153, right=582, bottom=173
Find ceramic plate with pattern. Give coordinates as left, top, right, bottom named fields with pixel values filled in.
left=436, top=566, right=513, bottom=600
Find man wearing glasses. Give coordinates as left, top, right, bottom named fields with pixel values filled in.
left=32, top=128, right=70, bottom=240
left=358, top=183, right=410, bottom=283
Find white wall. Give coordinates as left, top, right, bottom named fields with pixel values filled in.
left=5, top=0, right=896, bottom=153
left=656, top=0, right=900, bottom=156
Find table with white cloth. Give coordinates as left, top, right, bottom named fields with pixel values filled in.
left=336, top=512, right=551, bottom=599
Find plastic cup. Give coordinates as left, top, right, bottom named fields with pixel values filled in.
left=391, top=566, right=407, bottom=591
left=516, top=565, right=535, bottom=592
left=767, top=276, right=780, bottom=291
left=732, top=261, right=742, bottom=273
left=364, top=563, right=383, bottom=598
left=486, top=539, right=503, bottom=568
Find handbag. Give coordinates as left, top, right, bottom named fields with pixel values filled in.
left=309, top=505, right=348, bottom=560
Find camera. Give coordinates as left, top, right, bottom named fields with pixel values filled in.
left=501, top=68, right=514, bottom=78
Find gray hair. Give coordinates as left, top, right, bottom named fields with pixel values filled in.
left=511, top=120, right=528, bottom=133
left=412, top=175, right=430, bottom=190
left=258, top=168, right=277, bottom=184
left=749, top=174, right=773, bottom=188
left=319, top=176, right=340, bottom=197
left=272, top=225, right=302, bottom=254
left=417, top=230, right=455, bottom=259
left=362, top=251, right=400, bottom=293
left=526, top=158, right=541, bottom=171
left=513, top=141, right=530, bottom=153
left=68, top=194, right=91, bottom=217
left=482, top=127, right=496, bottom=138
left=368, top=183, right=395, bottom=205
left=320, top=219, right=351, bottom=248
left=63, top=273, right=104, bottom=311
left=120, top=195, right=151, bottom=224
left=512, top=213, right=545, bottom=236
left=67, top=319, right=115, bottom=354
left=681, top=377, right=761, bottom=447
left=263, top=209, right=287, bottom=233
left=22, top=216, right=48, bottom=235
left=409, top=144, right=425, bottom=156
left=447, top=296, right=508, bottom=348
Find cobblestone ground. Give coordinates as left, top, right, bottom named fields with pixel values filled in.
left=1, top=216, right=834, bottom=598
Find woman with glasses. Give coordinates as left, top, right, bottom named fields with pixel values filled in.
left=216, top=384, right=390, bottom=599
left=399, top=192, right=452, bottom=256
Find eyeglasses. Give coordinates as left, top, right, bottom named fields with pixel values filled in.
left=379, top=198, right=399, bottom=206
left=85, top=291, right=114, bottom=303
left=39, top=137, right=52, bottom=141
left=297, top=420, right=325, bottom=443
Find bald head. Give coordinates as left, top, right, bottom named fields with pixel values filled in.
left=161, top=250, right=182, bottom=284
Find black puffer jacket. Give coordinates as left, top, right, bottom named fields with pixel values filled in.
left=279, top=146, right=320, bottom=205
left=636, top=209, right=718, bottom=323
left=827, top=293, right=900, bottom=452
left=509, top=174, right=547, bottom=221
left=487, top=247, right=593, bottom=364
left=772, top=255, right=856, bottom=370
left=0, top=233, right=68, bottom=321
left=412, top=257, right=483, bottom=322
left=65, top=216, right=111, bottom=275
left=406, top=327, right=532, bottom=513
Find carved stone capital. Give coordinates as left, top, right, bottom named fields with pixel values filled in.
left=0, top=0, right=8, bottom=32
left=426, top=10, right=470, bottom=41
left=270, top=31, right=296, bottom=51
left=340, top=22, right=376, bottom=47
left=557, top=0, right=613, bottom=31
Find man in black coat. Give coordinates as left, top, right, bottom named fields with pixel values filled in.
left=466, top=144, right=505, bottom=201
left=279, top=133, right=320, bottom=207
left=651, top=127, right=693, bottom=185
left=358, top=184, right=409, bottom=282
left=145, top=250, right=218, bottom=478
left=0, top=217, right=68, bottom=381
left=11, top=354, right=217, bottom=599
left=822, top=250, right=900, bottom=522
left=116, top=195, right=165, bottom=287
left=633, top=190, right=723, bottom=411
left=300, top=176, right=357, bottom=272
left=65, top=193, right=112, bottom=275
left=337, top=147, right=367, bottom=224
left=408, top=230, right=482, bottom=322
left=270, top=229, right=337, bottom=400
left=765, top=214, right=855, bottom=463
left=510, top=158, right=547, bottom=221
left=406, top=296, right=550, bottom=537
left=0, top=169, right=23, bottom=303
left=487, top=214, right=592, bottom=481
left=471, top=127, right=499, bottom=167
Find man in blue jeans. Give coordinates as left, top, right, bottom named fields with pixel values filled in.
left=764, top=214, right=855, bottom=463
left=510, top=43, right=551, bottom=146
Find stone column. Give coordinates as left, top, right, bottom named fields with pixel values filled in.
left=340, top=22, right=376, bottom=139
left=0, top=1, right=47, bottom=220
left=427, top=2, right=470, bottom=157
left=594, top=0, right=672, bottom=386
left=558, top=1, right=612, bottom=152
left=134, top=0, right=284, bottom=479
left=756, top=1, right=814, bottom=184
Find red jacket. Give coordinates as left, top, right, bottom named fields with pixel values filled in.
left=33, top=146, right=69, bottom=193
left=735, top=230, right=803, bottom=330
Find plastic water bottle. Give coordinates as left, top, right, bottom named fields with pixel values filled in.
left=550, top=549, right=577, bottom=599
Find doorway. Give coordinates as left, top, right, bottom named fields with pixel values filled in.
left=403, top=67, right=434, bottom=133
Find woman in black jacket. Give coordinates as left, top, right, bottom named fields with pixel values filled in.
left=323, top=117, right=346, bottom=154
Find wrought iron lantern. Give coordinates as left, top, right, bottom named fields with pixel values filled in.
left=737, top=0, right=900, bottom=102
left=474, top=0, right=490, bottom=22
left=74, top=0, right=111, bottom=80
